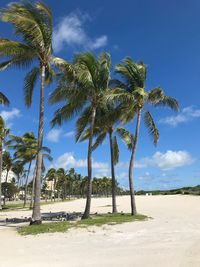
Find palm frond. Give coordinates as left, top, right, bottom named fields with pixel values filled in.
left=148, top=87, right=164, bottom=104
left=24, top=66, right=40, bottom=107
left=0, top=92, right=9, bottom=106
left=76, top=106, right=92, bottom=142
left=116, top=127, right=134, bottom=151
left=92, top=132, right=107, bottom=151
left=154, top=96, right=179, bottom=111
left=144, top=111, right=159, bottom=145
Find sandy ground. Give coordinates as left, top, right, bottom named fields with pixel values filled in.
left=0, top=195, right=200, bottom=267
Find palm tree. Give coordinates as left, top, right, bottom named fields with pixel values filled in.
left=56, top=168, right=68, bottom=200
left=8, top=132, right=52, bottom=207
left=111, top=58, right=179, bottom=215
left=78, top=104, right=133, bottom=213
left=0, top=116, right=9, bottom=209
left=9, top=132, right=37, bottom=207
left=0, top=1, right=66, bottom=224
left=12, top=162, right=24, bottom=187
left=50, top=52, right=112, bottom=219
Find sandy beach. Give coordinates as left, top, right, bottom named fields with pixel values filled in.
left=0, top=195, right=200, bottom=267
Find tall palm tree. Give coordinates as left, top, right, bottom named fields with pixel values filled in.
left=111, top=58, right=179, bottom=215
left=0, top=116, right=9, bottom=209
left=0, top=1, right=66, bottom=223
left=78, top=104, right=133, bottom=213
left=50, top=52, right=112, bottom=219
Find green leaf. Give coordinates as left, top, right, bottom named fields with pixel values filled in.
left=24, top=67, right=40, bottom=107
left=144, top=111, right=159, bottom=146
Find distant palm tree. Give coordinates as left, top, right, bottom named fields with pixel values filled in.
left=111, top=58, right=179, bottom=215
left=56, top=168, right=68, bottom=200
left=50, top=52, right=112, bottom=219
left=8, top=132, right=52, bottom=207
left=0, top=1, right=66, bottom=224
left=0, top=116, right=9, bottom=209
left=12, top=162, right=24, bottom=187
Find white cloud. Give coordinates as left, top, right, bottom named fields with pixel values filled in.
left=53, top=12, right=108, bottom=52
left=53, top=152, right=109, bottom=174
left=160, top=106, right=200, bottom=126
left=136, top=150, right=195, bottom=170
left=116, top=150, right=195, bottom=171
left=64, top=131, right=74, bottom=138
left=0, top=108, right=20, bottom=121
left=46, top=129, right=62, bottom=143
left=90, top=36, right=107, bottom=49
left=0, top=108, right=21, bottom=127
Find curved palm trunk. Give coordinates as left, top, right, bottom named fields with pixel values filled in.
left=82, top=106, right=96, bottom=219
left=31, top=65, right=45, bottom=225
left=23, top=160, right=32, bottom=208
left=129, top=109, right=142, bottom=215
left=109, top=130, right=117, bottom=213
left=0, top=141, right=3, bottom=210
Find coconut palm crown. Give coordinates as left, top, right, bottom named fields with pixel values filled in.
left=49, top=52, right=112, bottom=219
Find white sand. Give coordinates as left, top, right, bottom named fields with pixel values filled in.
left=0, top=195, right=200, bottom=267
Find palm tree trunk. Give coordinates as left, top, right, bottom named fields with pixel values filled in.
left=129, top=109, right=142, bottom=215
left=31, top=65, right=45, bottom=225
left=0, top=142, right=3, bottom=210
left=24, top=160, right=32, bottom=208
left=29, top=164, right=36, bottom=209
left=109, top=130, right=117, bottom=213
left=82, top=106, right=96, bottom=219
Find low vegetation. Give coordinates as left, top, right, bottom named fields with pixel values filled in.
left=18, top=213, right=148, bottom=235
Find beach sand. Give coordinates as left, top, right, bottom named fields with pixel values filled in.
left=0, top=195, right=200, bottom=267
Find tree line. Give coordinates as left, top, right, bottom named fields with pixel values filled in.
left=0, top=1, right=179, bottom=224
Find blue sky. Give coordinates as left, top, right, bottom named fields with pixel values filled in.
left=0, top=0, right=200, bottom=190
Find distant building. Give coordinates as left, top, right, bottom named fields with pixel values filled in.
left=1, top=170, right=17, bottom=183
left=46, top=180, right=54, bottom=191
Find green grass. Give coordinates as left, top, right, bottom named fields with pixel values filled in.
left=18, top=213, right=148, bottom=236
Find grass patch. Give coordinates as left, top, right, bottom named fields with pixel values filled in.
left=18, top=213, right=148, bottom=236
